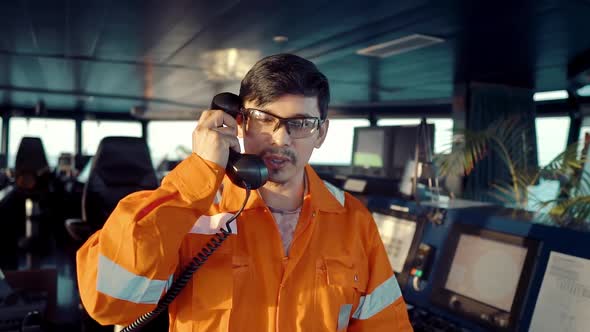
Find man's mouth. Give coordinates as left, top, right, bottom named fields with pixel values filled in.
left=263, top=154, right=292, bottom=170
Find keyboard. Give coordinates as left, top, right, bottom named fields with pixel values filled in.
left=408, top=307, right=469, bottom=332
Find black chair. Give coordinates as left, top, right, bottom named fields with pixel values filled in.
left=64, top=136, right=167, bottom=332
left=65, top=136, right=159, bottom=241
left=13, top=137, right=53, bottom=254
left=14, top=137, right=51, bottom=195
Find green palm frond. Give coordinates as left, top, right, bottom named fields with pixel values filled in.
left=515, top=172, right=535, bottom=194
left=542, top=143, right=583, bottom=174
left=548, top=196, right=590, bottom=221
left=567, top=170, right=590, bottom=198
left=435, top=129, right=490, bottom=177
left=488, top=117, right=532, bottom=170
left=489, top=182, right=519, bottom=206
left=575, top=171, right=590, bottom=195
left=434, top=115, right=590, bottom=224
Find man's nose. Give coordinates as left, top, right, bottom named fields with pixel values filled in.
left=271, top=123, right=292, bottom=146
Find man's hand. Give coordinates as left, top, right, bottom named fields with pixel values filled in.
left=192, top=110, right=241, bottom=168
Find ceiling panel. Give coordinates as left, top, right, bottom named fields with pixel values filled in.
left=0, top=0, right=590, bottom=114
left=0, top=2, right=37, bottom=52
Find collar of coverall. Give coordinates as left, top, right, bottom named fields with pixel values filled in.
left=219, top=164, right=346, bottom=214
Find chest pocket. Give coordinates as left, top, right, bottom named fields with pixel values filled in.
left=323, top=256, right=367, bottom=293
left=192, top=251, right=233, bottom=310
left=185, top=231, right=238, bottom=311
left=316, top=255, right=368, bottom=331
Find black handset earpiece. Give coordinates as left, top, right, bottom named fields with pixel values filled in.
left=211, top=92, right=268, bottom=189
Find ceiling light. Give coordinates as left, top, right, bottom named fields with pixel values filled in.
left=533, top=90, right=569, bottom=101
left=273, top=35, right=288, bottom=43
left=199, top=49, right=260, bottom=82
left=356, top=34, right=444, bottom=58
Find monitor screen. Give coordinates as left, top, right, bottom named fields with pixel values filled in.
left=372, top=212, right=417, bottom=273
left=431, top=224, right=538, bottom=330
left=351, top=124, right=434, bottom=180
left=444, top=234, right=528, bottom=311
left=352, top=128, right=386, bottom=168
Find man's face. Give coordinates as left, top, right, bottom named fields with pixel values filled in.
left=239, top=94, right=329, bottom=185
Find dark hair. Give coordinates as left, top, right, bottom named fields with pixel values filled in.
left=239, top=53, right=330, bottom=120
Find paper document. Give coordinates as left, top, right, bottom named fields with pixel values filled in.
left=529, top=252, right=590, bottom=332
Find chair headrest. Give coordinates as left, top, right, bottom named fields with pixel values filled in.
left=90, top=136, right=156, bottom=187
left=15, top=137, right=49, bottom=176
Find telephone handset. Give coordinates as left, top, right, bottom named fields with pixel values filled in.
left=210, top=92, right=268, bottom=190
left=121, top=94, right=259, bottom=332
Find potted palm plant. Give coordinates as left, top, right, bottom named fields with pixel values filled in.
left=435, top=116, right=590, bottom=229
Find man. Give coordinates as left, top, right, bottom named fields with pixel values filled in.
left=77, top=53, right=413, bottom=331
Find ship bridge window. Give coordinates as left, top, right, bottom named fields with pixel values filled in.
left=147, top=121, right=195, bottom=167
left=8, top=118, right=75, bottom=168
left=309, top=119, right=370, bottom=165
left=82, top=120, right=142, bottom=156
left=536, top=116, right=570, bottom=167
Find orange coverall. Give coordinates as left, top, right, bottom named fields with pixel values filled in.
left=77, top=154, right=413, bottom=331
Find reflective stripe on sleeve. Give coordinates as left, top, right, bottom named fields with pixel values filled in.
left=97, top=254, right=171, bottom=304
left=352, top=275, right=402, bottom=320
left=165, top=273, right=175, bottom=292
left=338, top=304, right=353, bottom=330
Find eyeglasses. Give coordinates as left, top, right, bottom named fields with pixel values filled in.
left=242, top=108, right=323, bottom=139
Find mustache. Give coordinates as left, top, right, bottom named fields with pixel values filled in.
left=260, top=148, right=297, bottom=164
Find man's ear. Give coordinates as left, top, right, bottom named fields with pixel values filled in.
left=314, top=119, right=329, bottom=148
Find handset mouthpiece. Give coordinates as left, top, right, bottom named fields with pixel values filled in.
left=227, top=150, right=268, bottom=190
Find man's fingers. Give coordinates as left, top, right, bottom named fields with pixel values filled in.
left=228, top=137, right=241, bottom=153
left=198, top=110, right=238, bottom=129
left=219, top=112, right=238, bottom=128
left=211, top=126, right=238, bottom=137
left=192, top=109, right=241, bottom=168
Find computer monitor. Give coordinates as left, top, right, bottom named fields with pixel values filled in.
left=352, top=124, right=434, bottom=179
left=431, top=223, right=538, bottom=331
left=372, top=209, right=424, bottom=285
left=352, top=127, right=390, bottom=176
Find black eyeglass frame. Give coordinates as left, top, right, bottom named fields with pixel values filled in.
left=241, top=107, right=324, bottom=138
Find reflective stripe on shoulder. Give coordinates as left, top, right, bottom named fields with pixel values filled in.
left=213, top=185, right=223, bottom=204
left=97, top=254, right=172, bottom=304
left=189, top=212, right=238, bottom=234
left=352, top=275, right=402, bottom=320
left=214, top=190, right=222, bottom=204
left=322, top=180, right=345, bottom=206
